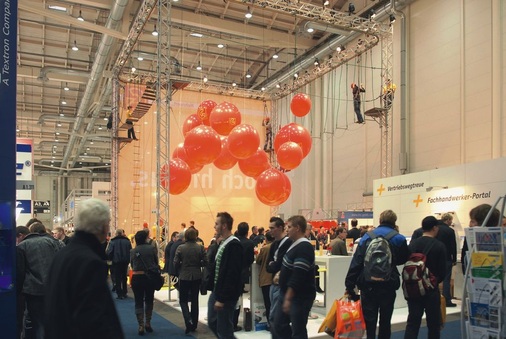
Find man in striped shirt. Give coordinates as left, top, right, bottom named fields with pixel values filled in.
left=272, top=215, right=316, bottom=339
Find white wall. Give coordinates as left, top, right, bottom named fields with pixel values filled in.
left=277, top=0, right=506, bottom=218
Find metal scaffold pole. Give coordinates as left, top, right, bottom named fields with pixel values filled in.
left=111, top=79, right=120, bottom=231
left=381, top=27, right=393, bottom=178
left=155, top=0, right=171, bottom=253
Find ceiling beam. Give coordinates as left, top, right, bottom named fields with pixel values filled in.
left=169, top=8, right=314, bottom=49
left=18, top=0, right=127, bottom=40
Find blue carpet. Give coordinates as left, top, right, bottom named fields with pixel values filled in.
left=114, top=296, right=194, bottom=339
left=391, top=319, right=461, bottom=339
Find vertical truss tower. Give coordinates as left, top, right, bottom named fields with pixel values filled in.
left=155, top=0, right=171, bottom=245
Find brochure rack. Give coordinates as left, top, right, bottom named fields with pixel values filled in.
left=461, top=195, right=506, bottom=338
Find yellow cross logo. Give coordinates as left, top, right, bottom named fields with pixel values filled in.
left=413, top=194, right=423, bottom=207
left=377, top=184, right=385, bottom=196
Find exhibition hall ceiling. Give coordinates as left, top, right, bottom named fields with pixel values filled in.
left=15, top=0, right=393, bottom=176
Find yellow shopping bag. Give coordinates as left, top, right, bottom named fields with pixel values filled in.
left=318, top=299, right=338, bottom=337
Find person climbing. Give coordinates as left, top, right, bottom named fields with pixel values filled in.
left=262, top=117, right=272, bottom=151
left=382, top=79, right=396, bottom=109
left=351, top=83, right=365, bottom=124
left=125, top=105, right=138, bottom=140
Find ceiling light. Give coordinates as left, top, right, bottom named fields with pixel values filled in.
left=71, top=40, right=79, bottom=51
left=84, top=153, right=87, bottom=156
left=232, top=82, right=237, bottom=87
left=64, top=83, right=69, bottom=91
left=245, top=73, right=252, bottom=78
left=314, top=58, right=320, bottom=66
left=293, top=72, right=299, bottom=79
left=348, top=3, right=355, bottom=15
left=61, top=100, right=67, bottom=105
left=103, top=117, right=108, bottom=121
left=131, top=66, right=136, bottom=73
left=336, top=45, right=345, bottom=53
left=261, top=87, right=266, bottom=91
left=245, top=7, right=252, bottom=19
left=51, top=161, right=54, bottom=164
left=190, top=32, right=203, bottom=38
left=152, top=25, right=158, bottom=36
left=217, top=43, right=225, bottom=48
left=55, top=138, right=59, bottom=142
left=276, top=83, right=281, bottom=88
left=370, top=9, right=376, bottom=19
left=87, top=147, right=90, bottom=150
left=196, top=62, right=202, bottom=71
left=55, top=132, right=60, bottom=135
left=307, top=27, right=314, bottom=33
left=48, top=5, right=67, bottom=12
left=137, top=56, right=144, bottom=61
left=272, top=53, right=279, bottom=59
left=323, top=0, right=330, bottom=6
left=16, top=127, right=20, bottom=132
left=79, top=162, right=83, bottom=165
left=77, top=10, right=84, bottom=21
left=59, top=113, right=64, bottom=117
left=90, top=141, right=94, bottom=145
left=390, top=14, right=396, bottom=24
left=52, top=156, right=56, bottom=159
left=203, top=75, right=208, bottom=83
left=98, top=126, right=103, bottom=130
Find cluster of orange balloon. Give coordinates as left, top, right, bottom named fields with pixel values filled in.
left=162, top=94, right=312, bottom=207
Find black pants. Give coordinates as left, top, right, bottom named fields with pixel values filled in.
left=126, top=121, right=136, bottom=139
left=261, top=285, right=271, bottom=324
left=131, top=275, right=155, bottom=314
left=361, top=287, right=396, bottom=339
left=179, top=279, right=201, bottom=328
left=113, top=261, right=129, bottom=297
left=404, top=290, right=441, bottom=339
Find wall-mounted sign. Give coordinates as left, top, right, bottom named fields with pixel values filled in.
left=34, top=200, right=50, bottom=214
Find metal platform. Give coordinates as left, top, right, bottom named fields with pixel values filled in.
left=364, top=107, right=388, bottom=118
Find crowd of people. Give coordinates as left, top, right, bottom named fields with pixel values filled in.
left=13, top=199, right=506, bottom=339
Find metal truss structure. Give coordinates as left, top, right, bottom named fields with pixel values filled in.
left=155, top=0, right=171, bottom=247
left=109, top=0, right=396, bottom=232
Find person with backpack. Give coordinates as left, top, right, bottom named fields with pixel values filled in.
left=345, top=209, right=409, bottom=339
left=403, top=216, right=447, bottom=339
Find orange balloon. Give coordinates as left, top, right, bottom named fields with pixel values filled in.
left=290, top=93, right=312, bottom=117
left=227, top=124, right=260, bottom=159
left=182, top=114, right=202, bottom=137
left=184, top=125, right=221, bottom=166
left=255, top=168, right=291, bottom=206
left=274, top=123, right=312, bottom=158
left=238, top=149, right=271, bottom=178
left=161, top=159, right=192, bottom=195
left=276, top=141, right=303, bottom=170
left=196, top=100, right=217, bottom=126
left=209, top=101, right=242, bottom=135
left=213, top=137, right=238, bottom=170
left=172, top=143, right=203, bottom=174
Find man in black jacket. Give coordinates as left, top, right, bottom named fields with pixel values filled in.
left=347, top=219, right=361, bottom=242
left=437, top=213, right=457, bottom=307
left=45, top=198, right=124, bottom=338
left=207, top=212, right=243, bottom=339
left=233, top=222, right=255, bottom=331
left=106, top=228, right=132, bottom=299
left=404, top=216, right=447, bottom=339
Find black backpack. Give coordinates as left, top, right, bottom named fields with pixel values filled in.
left=363, top=230, right=398, bottom=282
